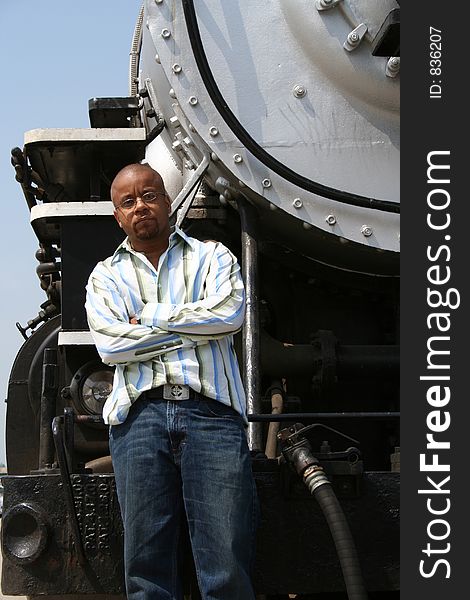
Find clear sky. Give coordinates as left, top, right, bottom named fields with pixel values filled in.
left=0, top=0, right=143, bottom=464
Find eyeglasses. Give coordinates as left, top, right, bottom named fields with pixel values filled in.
left=116, top=191, right=167, bottom=212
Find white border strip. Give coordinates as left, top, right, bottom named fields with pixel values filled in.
left=31, top=202, right=115, bottom=222
left=58, top=331, right=94, bottom=346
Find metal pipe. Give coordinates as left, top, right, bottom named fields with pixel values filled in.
left=237, top=196, right=262, bottom=451
left=129, top=3, right=144, bottom=97
left=85, top=455, right=113, bottom=473
left=260, top=329, right=398, bottom=378
left=52, top=416, right=86, bottom=565
left=248, top=412, right=400, bottom=422
left=265, top=383, right=284, bottom=459
left=38, top=348, right=57, bottom=469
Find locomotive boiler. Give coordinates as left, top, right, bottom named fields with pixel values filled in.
left=2, top=1, right=400, bottom=598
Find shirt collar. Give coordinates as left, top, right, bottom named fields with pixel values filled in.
left=111, top=225, right=194, bottom=263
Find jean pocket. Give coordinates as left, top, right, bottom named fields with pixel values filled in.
left=199, top=398, right=240, bottom=419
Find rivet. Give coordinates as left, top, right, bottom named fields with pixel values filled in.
left=233, top=154, right=243, bottom=164
left=262, top=178, right=272, bottom=188
left=172, top=140, right=183, bottom=152
left=146, top=19, right=150, bottom=29
left=155, top=53, right=161, bottom=64
left=293, top=198, right=303, bottom=209
left=293, top=85, right=307, bottom=98
left=325, top=214, right=336, bottom=225
left=269, top=203, right=278, bottom=211
left=361, top=225, right=373, bottom=237
left=209, top=126, right=219, bottom=137
left=155, top=0, right=163, bottom=4
left=172, top=64, right=182, bottom=74
left=161, top=28, right=171, bottom=39
left=169, top=116, right=180, bottom=128
left=183, top=136, right=193, bottom=146
left=316, top=0, right=343, bottom=11
left=188, top=123, right=196, bottom=132
left=169, top=88, right=177, bottom=99
left=188, top=96, right=198, bottom=105
left=211, top=152, right=219, bottom=161
left=238, top=180, right=246, bottom=187
left=386, top=56, right=400, bottom=78
left=339, top=237, right=349, bottom=244
left=302, top=222, right=313, bottom=230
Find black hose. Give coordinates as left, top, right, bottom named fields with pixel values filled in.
left=312, top=483, right=368, bottom=600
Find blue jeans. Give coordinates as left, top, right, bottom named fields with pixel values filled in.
left=109, top=395, right=258, bottom=600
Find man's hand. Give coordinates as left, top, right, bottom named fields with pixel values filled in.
left=129, top=316, right=140, bottom=325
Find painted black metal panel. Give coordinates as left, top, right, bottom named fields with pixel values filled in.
left=1, top=469, right=399, bottom=595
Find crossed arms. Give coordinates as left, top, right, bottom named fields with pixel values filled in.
left=85, top=243, right=245, bottom=365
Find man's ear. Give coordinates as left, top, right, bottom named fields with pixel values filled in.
left=113, top=210, right=123, bottom=228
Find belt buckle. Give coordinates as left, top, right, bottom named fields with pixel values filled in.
left=163, top=384, right=190, bottom=400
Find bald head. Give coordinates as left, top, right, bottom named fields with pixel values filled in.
left=110, top=163, right=165, bottom=206
left=110, top=162, right=172, bottom=252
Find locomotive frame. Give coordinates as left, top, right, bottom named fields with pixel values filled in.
left=2, top=1, right=400, bottom=598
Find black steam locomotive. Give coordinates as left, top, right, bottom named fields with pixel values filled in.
left=2, top=1, right=400, bottom=598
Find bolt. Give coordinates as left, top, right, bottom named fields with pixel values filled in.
left=155, top=0, right=163, bottom=4
left=169, top=88, right=177, bottom=99
left=348, top=32, right=359, bottom=43
left=361, top=225, right=373, bottom=237
left=188, top=123, right=196, bottom=132
left=386, top=56, right=401, bottom=78
left=138, top=88, right=149, bottom=98
left=325, top=214, right=336, bottom=225
left=161, top=28, right=171, bottom=39
left=293, top=198, right=303, bottom=209
left=209, top=126, right=219, bottom=136
left=155, top=53, right=161, bottom=64
left=233, top=154, right=243, bottom=164
left=172, top=64, right=182, bottom=74
left=183, top=136, right=193, bottom=146
left=211, top=152, right=219, bottom=161
left=146, top=108, right=156, bottom=118
left=293, top=84, right=307, bottom=98
left=303, top=222, right=313, bottom=230
left=316, top=0, right=341, bottom=10
left=262, top=178, right=272, bottom=188
left=169, top=116, right=180, bottom=128
left=269, top=203, right=278, bottom=211
left=188, top=96, right=198, bottom=105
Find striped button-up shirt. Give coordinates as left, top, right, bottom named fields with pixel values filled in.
left=85, top=227, right=246, bottom=425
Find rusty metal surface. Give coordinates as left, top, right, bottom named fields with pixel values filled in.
left=1, top=474, right=123, bottom=595
left=1, top=469, right=399, bottom=595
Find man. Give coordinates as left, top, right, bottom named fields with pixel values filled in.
left=85, top=163, right=257, bottom=600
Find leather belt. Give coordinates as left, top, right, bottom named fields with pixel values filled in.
left=144, top=384, right=201, bottom=401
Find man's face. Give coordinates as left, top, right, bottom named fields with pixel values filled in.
left=111, top=166, right=171, bottom=248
